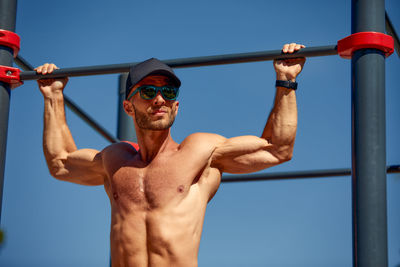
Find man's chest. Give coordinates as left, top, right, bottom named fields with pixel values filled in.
left=106, top=154, right=206, bottom=209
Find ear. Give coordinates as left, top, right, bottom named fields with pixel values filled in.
left=123, top=100, right=135, bottom=116
left=174, top=101, right=179, bottom=116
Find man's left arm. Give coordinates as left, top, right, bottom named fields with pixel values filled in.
left=211, top=43, right=306, bottom=174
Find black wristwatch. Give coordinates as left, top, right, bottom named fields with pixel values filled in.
left=275, top=80, right=298, bottom=90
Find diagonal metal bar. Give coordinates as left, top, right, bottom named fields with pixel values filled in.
left=61, top=97, right=119, bottom=143
left=14, top=55, right=120, bottom=143
left=385, top=11, right=400, bottom=57
left=221, top=165, right=400, bottom=183
left=18, top=45, right=338, bottom=81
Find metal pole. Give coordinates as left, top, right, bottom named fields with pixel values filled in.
left=222, top=165, right=399, bottom=183
left=19, top=45, right=338, bottom=81
left=351, top=0, right=388, bottom=266
left=117, top=74, right=136, bottom=142
left=0, top=0, right=17, bottom=223
left=111, top=74, right=137, bottom=267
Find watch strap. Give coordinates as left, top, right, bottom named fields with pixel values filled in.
left=275, top=80, right=298, bottom=90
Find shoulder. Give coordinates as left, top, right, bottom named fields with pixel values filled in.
left=177, top=133, right=227, bottom=163
left=180, top=133, right=226, bottom=151
left=120, top=141, right=140, bottom=151
left=101, top=141, right=138, bottom=159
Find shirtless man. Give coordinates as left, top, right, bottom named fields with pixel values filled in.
left=36, top=43, right=305, bottom=267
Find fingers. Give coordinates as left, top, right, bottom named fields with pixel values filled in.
left=274, top=43, right=306, bottom=81
left=35, top=63, right=68, bottom=92
left=282, top=43, right=306, bottom=54
left=279, top=43, right=306, bottom=65
left=35, top=63, right=59, bottom=75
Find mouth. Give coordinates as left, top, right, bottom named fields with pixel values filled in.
left=151, top=109, right=167, bottom=115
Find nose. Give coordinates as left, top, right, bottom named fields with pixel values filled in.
left=152, top=91, right=166, bottom=106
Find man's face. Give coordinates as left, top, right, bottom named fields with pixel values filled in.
left=123, top=75, right=179, bottom=131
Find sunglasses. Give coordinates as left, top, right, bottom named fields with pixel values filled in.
left=128, top=85, right=179, bottom=101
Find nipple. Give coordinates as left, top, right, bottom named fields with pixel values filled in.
left=177, top=185, right=185, bottom=193
left=113, top=192, right=119, bottom=200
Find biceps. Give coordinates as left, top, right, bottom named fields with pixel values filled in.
left=210, top=136, right=281, bottom=174
left=213, top=149, right=280, bottom=174
left=50, top=149, right=106, bottom=186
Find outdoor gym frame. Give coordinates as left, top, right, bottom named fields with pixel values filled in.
left=0, top=0, right=399, bottom=266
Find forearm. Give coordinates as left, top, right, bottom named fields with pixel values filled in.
left=261, top=86, right=297, bottom=159
left=43, top=92, right=77, bottom=173
left=212, top=43, right=304, bottom=173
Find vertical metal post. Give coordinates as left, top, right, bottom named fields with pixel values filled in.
left=117, top=74, right=136, bottom=141
left=0, top=0, right=17, bottom=222
left=111, top=74, right=137, bottom=266
left=351, top=0, right=388, bottom=266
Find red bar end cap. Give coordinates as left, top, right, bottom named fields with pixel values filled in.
left=338, top=32, right=394, bottom=59
left=0, top=29, right=21, bottom=58
left=0, top=66, right=23, bottom=89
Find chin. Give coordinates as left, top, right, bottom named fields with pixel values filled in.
left=148, top=122, right=173, bottom=131
left=137, top=118, right=175, bottom=131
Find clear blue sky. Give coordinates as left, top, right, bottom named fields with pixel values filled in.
left=1, top=0, right=399, bottom=266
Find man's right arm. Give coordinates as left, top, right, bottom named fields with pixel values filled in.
left=36, top=63, right=107, bottom=186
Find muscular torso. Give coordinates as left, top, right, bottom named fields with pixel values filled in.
left=102, top=137, right=221, bottom=267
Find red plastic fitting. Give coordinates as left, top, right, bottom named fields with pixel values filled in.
left=0, top=66, right=22, bottom=89
left=0, top=30, right=22, bottom=88
left=0, top=29, right=20, bottom=58
left=337, top=32, right=394, bottom=59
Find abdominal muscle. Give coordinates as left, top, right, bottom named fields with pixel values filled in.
left=109, top=186, right=207, bottom=267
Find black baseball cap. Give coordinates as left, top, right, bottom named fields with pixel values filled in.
left=125, top=58, right=181, bottom=99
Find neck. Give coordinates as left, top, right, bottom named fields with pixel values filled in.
left=135, top=127, right=176, bottom=162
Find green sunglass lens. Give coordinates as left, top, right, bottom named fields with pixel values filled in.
left=140, top=86, right=157, bottom=99
left=162, top=87, right=178, bottom=100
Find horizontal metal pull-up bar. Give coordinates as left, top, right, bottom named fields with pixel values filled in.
left=221, top=165, right=400, bottom=183
left=18, top=45, right=338, bottom=81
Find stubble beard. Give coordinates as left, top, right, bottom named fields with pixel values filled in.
left=133, top=105, right=176, bottom=131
